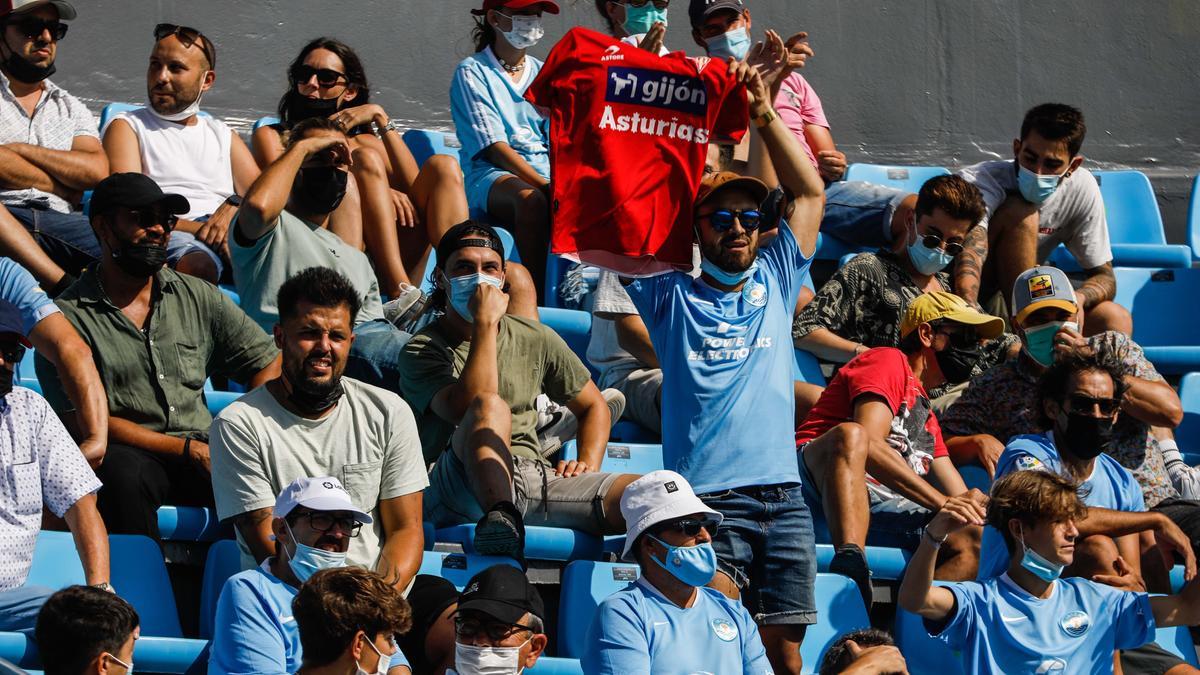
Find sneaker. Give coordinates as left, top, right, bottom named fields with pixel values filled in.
left=536, top=389, right=626, bottom=456
left=829, top=543, right=873, bottom=611
left=473, top=501, right=525, bottom=564
left=382, top=283, right=431, bottom=333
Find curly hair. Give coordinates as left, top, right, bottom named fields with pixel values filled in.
left=293, top=567, right=413, bottom=668
left=987, top=469, right=1088, bottom=555
left=1037, top=348, right=1130, bottom=427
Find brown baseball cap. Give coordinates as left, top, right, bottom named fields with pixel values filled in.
left=695, top=171, right=769, bottom=209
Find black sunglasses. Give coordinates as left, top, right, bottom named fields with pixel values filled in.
left=933, top=324, right=978, bottom=349
left=454, top=616, right=537, bottom=641
left=919, top=232, right=964, bottom=257
left=658, top=517, right=718, bottom=538
left=700, top=208, right=763, bottom=233
left=119, top=208, right=178, bottom=232
left=10, top=18, right=67, bottom=41
left=154, top=23, right=214, bottom=67
left=0, top=342, right=25, bottom=365
left=291, top=64, right=346, bottom=88
left=1067, top=394, right=1121, bottom=417
left=291, top=510, right=363, bottom=537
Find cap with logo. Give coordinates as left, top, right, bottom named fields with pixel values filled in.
left=0, top=0, right=76, bottom=20
left=899, top=291, right=1005, bottom=339
left=274, top=476, right=372, bottom=524
left=457, top=565, right=544, bottom=625
left=619, top=470, right=722, bottom=561
left=687, top=0, right=746, bottom=28
left=88, top=173, right=190, bottom=221
left=471, top=0, right=559, bottom=15
left=695, top=171, right=769, bottom=210
left=1011, top=266, right=1079, bottom=326
left=0, top=300, right=30, bottom=347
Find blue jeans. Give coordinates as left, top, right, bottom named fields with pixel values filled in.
left=346, top=319, right=412, bottom=394
left=0, top=585, right=54, bottom=634
left=698, top=483, right=818, bottom=625
left=821, top=181, right=909, bottom=249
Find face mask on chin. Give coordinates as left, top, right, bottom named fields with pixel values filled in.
left=283, top=362, right=344, bottom=415
left=284, top=91, right=342, bottom=124
left=147, top=76, right=208, bottom=122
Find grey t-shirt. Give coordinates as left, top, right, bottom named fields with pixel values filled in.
left=956, top=160, right=1112, bottom=269
left=587, top=270, right=644, bottom=389
left=209, top=377, right=428, bottom=570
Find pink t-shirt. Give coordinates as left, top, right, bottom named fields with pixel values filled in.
left=774, top=73, right=829, bottom=169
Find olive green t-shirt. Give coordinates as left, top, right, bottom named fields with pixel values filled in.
left=399, top=315, right=591, bottom=464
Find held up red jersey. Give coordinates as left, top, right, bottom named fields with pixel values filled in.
left=526, top=27, right=748, bottom=276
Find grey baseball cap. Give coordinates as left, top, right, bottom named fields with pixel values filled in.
left=1011, top=266, right=1079, bottom=326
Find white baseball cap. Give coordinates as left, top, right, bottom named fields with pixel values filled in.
left=274, top=476, right=372, bottom=524
left=0, top=0, right=77, bottom=20
left=620, top=470, right=721, bottom=561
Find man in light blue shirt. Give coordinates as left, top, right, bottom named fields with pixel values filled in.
left=584, top=470, right=774, bottom=674
left=623, top=59, right=825, bottom=675
left=209, top=476, right=410, bottom=675
left=900, top=470, right=1200, bottom=675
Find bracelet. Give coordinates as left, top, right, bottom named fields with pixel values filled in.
left=752, top=108, right=777, bottom=129
left=923, top=528, right=948, bottom=549
left=182, top=436, right=193, bottom=465
left=375, top=119, right=403, bottom=138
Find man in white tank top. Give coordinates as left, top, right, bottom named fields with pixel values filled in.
left=102, top=24, right=261, bottom=283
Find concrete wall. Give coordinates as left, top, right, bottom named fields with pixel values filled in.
left=54, top=0, right=1200, bottom=239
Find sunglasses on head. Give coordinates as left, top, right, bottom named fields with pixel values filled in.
left=291, top=64, right=346, bottom=88
left=0, top=341, right=25, bottom=365
left=701, top=208, right=763, bottom=233
left=10, top=17, right=67, bottom=41
left=153, top=23, right=214, bottom=67
left=919, top=232, right=964, bottom=257
left=1067, top=394, right=1121, bottom=417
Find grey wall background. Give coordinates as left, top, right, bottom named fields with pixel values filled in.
left=54, top=1, right=1200, bottom=240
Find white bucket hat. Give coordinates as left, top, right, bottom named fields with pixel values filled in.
left=620, top=470, right=722, bottom=561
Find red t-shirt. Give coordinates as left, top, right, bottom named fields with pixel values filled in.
left=525, top=27, right=749, bottom=276
left=796, top=348, right=948, bottom=493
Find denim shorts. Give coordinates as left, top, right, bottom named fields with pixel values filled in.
left=820, top=181, right=909, bottom=250
left=697, top=483, right=818, bottom=625
left=346, top=319, right=412, bottom=394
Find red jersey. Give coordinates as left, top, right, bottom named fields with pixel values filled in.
left=526, top=27, right=748, bottom=276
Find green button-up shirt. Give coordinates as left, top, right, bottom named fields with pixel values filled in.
left=36, top=266, right=279, bottom=436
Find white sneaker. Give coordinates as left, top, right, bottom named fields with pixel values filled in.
left=537, top=389, right=626, bottom=456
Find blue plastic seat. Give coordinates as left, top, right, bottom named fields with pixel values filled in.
left=205, top=390, right=240, bottom=418
left=528, top=657, right=584, bottom=674
left=157, top=505, right=232, bottom=542
left=815, top=231, right=874, bottom=262
left=98, top=102, right=212, bottom=133
left=894, top=582, right=963, bottom=675
left=959, top=463, right=992, bottom=493
left=561, top=440, right=663, bottom=475
left=1156, top=619, right=1200, bottom=666
left=538, top=307, right=592, bottom=373
left=416, top=551, right=520, bottom=589
left=794, top=347, right=825, bottom=385
left=543, top=254, right=575, bottom=308
left=557, top=561, right=642, bottom=658
left=608, top=419, right=660, bottom=443
left=843, top=164, right=951, bottom=193
left=1113, top=267, right=1200, bottom=374
left=198, top=539, right=242, bottom=639
left=1177, top=373, right=1200, bottom=450
left=1189, top=175, right=1200, bottom=262
left=800, top=573, right=872, bottom=670
left=0, top=632, right=208, bottom=674
left=402, top=129, right=461, bottom=167
left=16, top=345, right=37, bottom=393
left=815, top=543, right=911, bottom=580
left=252, top=115, right=280, bottom=132
left=436, top=524, right=607, bottom=562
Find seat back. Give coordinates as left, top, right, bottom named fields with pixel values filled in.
left=252, top=115, right=281, bottom=132
left=1178, top=373, right=1200, bottom=450
left=198, top=539, right=242, bottom=639
left=26, top=530, right=85, bottom=588
left=558, top=561, right=641, bottom=658
left=1155, top=622, right=1200, bottom=666
left=894, top=589, right=964, bottom=675
left=843, top=164, right=951, bottom=192
left=800, top=573, right=872, bottom=669
left=561, top=441, right=664, bottom=474
left=16, top=346, right=37, bottom=392
left=205, top=391, right=241, bottom=418
left=402, top=129, right=461, bottom=167
left=1113, top=268, right=1200, bottom=347
left=1189, top=175, right=1200, bottom=261
left=109, top=534, right=184, bottom=637
left=794, top=348, right=826, bottom=385
left=538, top=307, right=593, bottom=370
left=527, top=657, right=583, bottom=674
left=416, top=551, right=520, bottom=589
left=1093, top=170, right=1167, bottom=246
left=157, top=505, right=231, bottom=542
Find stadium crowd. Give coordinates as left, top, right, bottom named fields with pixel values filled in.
left=1, top=0, right=1198, bottom=673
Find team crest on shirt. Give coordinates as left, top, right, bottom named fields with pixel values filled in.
left=1014, top=456, right=1044, bottom=471
left=742, top=281, right=767, bottom=307
left=1060, top=611, right=1091, bottom=638
left=711, top=618, right=738, bottom=642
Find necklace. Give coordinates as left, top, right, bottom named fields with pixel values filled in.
left=497, top=55, right=525, bottom=74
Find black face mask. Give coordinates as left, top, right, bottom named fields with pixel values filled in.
left=0, top=367, right=12, bottom=399
left=284, top=92, right=341, bottom=125
left=293, top=166, right=348, bottom=215
left=934, top=344, right=981, bottom=385
left=1057, top=412, right=1115, bottom=461
left=112, top=242, right=168, bottom=278
left=0, top=38, right=55, bottom=84
left=284, top=370, right=344, bottom=415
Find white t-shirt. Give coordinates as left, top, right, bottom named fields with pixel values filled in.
left=956, top=160, right=1112, bottom=269
left=588, top=270, right=643, bottom=389
left=209, top=377, right=428, bottom=570
left=107, top=108, right=235, bottom=219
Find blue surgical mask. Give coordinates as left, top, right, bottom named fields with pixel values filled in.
left=1016, top=163, right=1065, bottom=205
left=623, top=2, right=668, bottom=36
left=906, top=233, right=956, bottom=275
left=285, top=521, right=347, bottom=584
left=705, top=26, right=751, bottom=60
left=1018, top=532, right=1064, bottom=582
left=647, top=535, right=718, bottom=587
left=447, top=272, right=504, bottom=323
left=700, top=257, right=757, bottom=286
left=1021, top=320, right=1077, bottom=367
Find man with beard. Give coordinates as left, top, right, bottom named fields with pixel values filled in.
left=209, top=266, right=427, bottom=592
left=619, top=61, right=823, bottom=675
left=103, top=24, right=261, bottom=283
left=36, top=173, right=281, bottom=539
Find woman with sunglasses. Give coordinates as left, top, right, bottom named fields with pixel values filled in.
left=451, top=0, right=558, bottom=292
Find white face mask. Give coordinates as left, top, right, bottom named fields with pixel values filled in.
left=453, top=638, right=529, bottom=675
left=496, top=14, right=544, bottom=50
left=356, top=635, right=391, bottom=675
left=147, top=73, right=208, bottom=122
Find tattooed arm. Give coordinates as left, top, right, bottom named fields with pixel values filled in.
left=953, top=225, right=988, bottom=307
left=1075, top=263, right=1117, bottom=310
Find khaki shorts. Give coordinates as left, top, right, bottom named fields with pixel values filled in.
left=613, top=367, right=662, bottom=434
left=425, top=449, right=618, bottom=535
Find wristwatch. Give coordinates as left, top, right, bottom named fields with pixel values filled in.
left=376, top=119, right=404, bottom=138
left=92, top=582, right=115, bottom=593
left=224, top=194, right=243, bottom=207
left=922, top=528, right=949, bottom=549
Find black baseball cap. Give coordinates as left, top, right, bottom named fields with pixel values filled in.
left=436, top=220, right=505, bottom=270
left=398, top=575, right=459, bottom=673
left=456, top=565, right=544, bottom=625
left=0, top=300, right=29, bottom=347
left=89, top=173, right=190, bottom=220
left=688, top=0, right=747, bottom=28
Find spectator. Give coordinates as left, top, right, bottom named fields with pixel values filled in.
left=817, top=629, right=907, bottom=675
left=594, top=0, right=669, bottom=52
left=0, top=255, right=106, bottom=466
left=796, top=292, right=1001, bottom=604
left=899, top=471, right=1200, bottom=674
left=36, top=173, right=281, bottom=538
left=293, top=567, right=412, bottom=675
left=397, top=575, right=458, bottom=675
left=34, top=586, right=137, bottom=675
left=452, top=0, right=556, bottom=289
left=622, top=61, right=825, bottom=675
left=587, top=269, right=666, bottom=433
left=794, top=175, right=1017, bottom=405
left=687, top=0, right=846, bottom=183
left=103, top=23, right=260, bottom=283
left=0, top=299, right=109, bottom=632
left=450, top=565, right=548, bottom=674
left=583, top=470, right=774, bottom=674
left=940, top=267, right=1200, bottom=560
left=399, top=220, right=632, bottom=562
left=253, top=37, right=468, bottom=298
left=209, top=476, right=412, bottom=675
left=211, top=267, right=427, bottom=587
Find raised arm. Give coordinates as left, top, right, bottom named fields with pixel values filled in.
left=1077, top=507, right=1196, bottom=580
left=28, top=313, right=108, bottom=467
left=237, top=135, right=349, bottom=242
left=953, top=225, right=988, bottom=307
left=1075, top=263, right=1117, bottom=310
left=898, top=492, right=987, bottom=619
left=429, top=284, right=508, bottom=423
left=332, top=105, right=422, bottom=191
left=232, top=506, right=276, bottom=563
